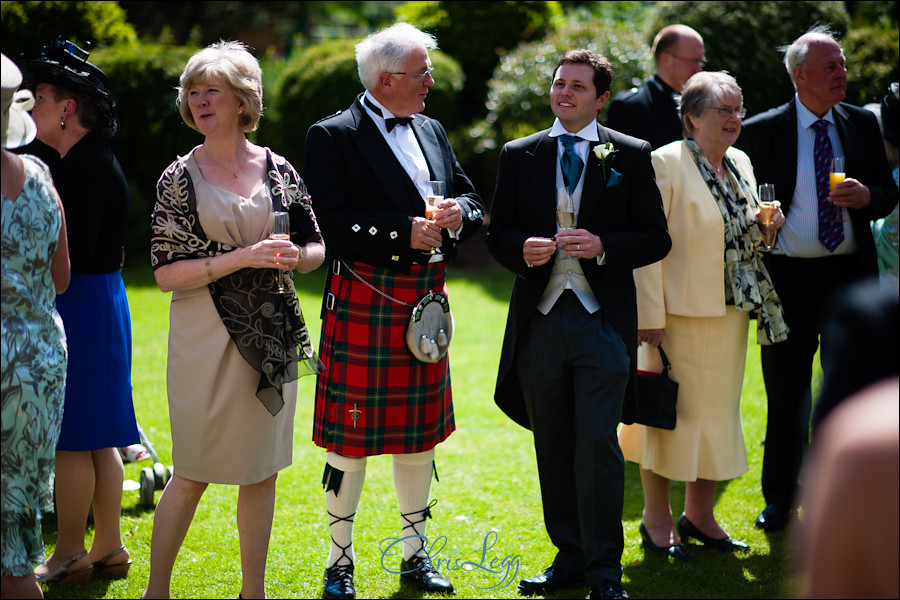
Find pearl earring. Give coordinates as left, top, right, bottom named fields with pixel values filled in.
left=60, top=115, right=66, bottom=130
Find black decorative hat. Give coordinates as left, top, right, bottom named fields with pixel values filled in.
left=17, top=39, right=119, bottom=138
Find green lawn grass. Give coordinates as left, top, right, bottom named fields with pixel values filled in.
left=40, top=263, right=818, bottom=599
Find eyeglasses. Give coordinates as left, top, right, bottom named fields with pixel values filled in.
left=388, top=66, right=435, bottom=80
left=665, top=52, right=706, bottom=68
left=712, top=106, right=747, bottom=118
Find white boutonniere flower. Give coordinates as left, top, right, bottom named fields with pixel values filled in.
left=593, top=142, right=616, bottom=181
left=593, top=142, right=615, bottom=162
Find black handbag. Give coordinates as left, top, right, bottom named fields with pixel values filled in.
left=635, top=346, right=678, bottom=430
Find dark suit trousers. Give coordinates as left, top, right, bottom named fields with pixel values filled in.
left=517, top=291, right=629, bottom=585
left=760, top=254, right=863, bottom=508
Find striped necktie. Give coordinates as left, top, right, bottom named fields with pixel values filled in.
left=812, top=119, right=843, bottom=252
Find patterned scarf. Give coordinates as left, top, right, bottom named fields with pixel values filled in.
left=685, top=139, right=789, bottom=345
left=151, top=148, right=324, bottom=415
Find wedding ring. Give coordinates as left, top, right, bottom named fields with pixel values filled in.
left=273, top=255, right=278, bottom=264
left=577, top=244, right=580, bottom=251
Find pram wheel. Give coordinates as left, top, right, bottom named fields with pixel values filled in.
left=153, top=462, right=167, bottom=488
left=139, top=467, right=156, bottom=509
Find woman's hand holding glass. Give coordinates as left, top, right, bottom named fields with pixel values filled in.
left=246, top=212, right=299, bottom=274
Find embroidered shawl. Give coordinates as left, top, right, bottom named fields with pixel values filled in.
left=685, top=139, right=789, bottom=345
left=150, top=148, right=325, bottom=415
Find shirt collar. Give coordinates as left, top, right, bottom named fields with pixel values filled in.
left=363, top=92, right=398, bottom=119
left=549, top=118, right=600, bottom=141
left=795, top=94, right=835, bottom=130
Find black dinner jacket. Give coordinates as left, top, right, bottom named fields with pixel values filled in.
left=304, top=94, right=484, bottom=282
left=486, top=124, right=672, bottom=429
left=736, top=99, right=897, bottom=273
left=606, top=74, right=682, bottom=151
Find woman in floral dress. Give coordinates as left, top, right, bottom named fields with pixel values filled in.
left=1, top=52, right=70, bottom=598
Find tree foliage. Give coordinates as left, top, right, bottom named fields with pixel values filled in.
left=474, top=11, right=653, bottom=153
left=843, top=25, right=899, bottom=107
left=0, top=0, right=136, bottom=59
left=650, top=1, right=850, bottom=118
left=394, top=0, right=561, bottom=122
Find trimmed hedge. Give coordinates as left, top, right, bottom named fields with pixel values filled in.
left=90, top=43, right=200, bottom=268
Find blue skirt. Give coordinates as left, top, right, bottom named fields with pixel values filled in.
left=55, top=272, right=139, bottom=450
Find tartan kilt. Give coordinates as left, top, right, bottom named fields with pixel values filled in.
left=313, top=259, right=455, bottom=456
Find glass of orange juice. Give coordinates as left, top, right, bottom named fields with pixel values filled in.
left=830, top=157, right=845, bottom=191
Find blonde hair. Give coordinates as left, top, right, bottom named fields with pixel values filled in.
left=176, top=40, right=263, bottom=132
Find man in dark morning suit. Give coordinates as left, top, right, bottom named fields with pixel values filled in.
left=736, top=27, right=897, bottom=532
left=606, top=24, right=704, bottom=150
left=486, top=50, right=671, bottom=600
left=304, top=23, right=484, bottom=599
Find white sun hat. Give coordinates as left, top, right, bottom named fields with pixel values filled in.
left=1, top=52, right=37, bottom=149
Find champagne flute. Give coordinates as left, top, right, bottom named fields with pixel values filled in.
left=828, top=157, right=850, bottom=224
left=757, top=184, right=778, bottom=251
left=829, top=157, right=845, bottom=191
left=556, top=187, right=575, bottom=254
left=425, top=180, right=445, bottom=254
left=556, top=187, right=575, bottom=231
left=271, top=211, right=289, bottom=293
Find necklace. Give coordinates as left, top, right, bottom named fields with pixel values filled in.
left=203, top=143, right=248, bottom=178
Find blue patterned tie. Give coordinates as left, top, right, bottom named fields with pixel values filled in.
left=813, top=119, right=843, bottom=252
left=560, top=135, right=584, bottom=195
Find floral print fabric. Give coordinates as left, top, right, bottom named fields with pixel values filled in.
left=685, top=139, right=789, bottom=345
left=1, top=155, right=67, bottom=577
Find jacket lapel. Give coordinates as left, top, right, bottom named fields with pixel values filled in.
left=775, top=101, right=799, bottom=211
left=579, top=123, right=610, bottom=225
left=411, top=119, right=448, bottom=187
left=347, top=97, right=421, bottom=213
left=526, top=132, right=560, bottom=237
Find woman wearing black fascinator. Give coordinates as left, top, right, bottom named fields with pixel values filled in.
left=17, top=39, right=139, bottom=586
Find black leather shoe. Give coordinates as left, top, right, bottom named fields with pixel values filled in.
left=518, top=564, right=586, bottom=596
left=590, top=580, right=629, bottom=599
left=323, top=562, right=355, bottom=599
left=677, top=514, right=749, bottom=552
left=400, top=555, right=454, bottom=594
left=639, top=522, right=689, bottom=560
left=754, top=504, right=793, bottom=531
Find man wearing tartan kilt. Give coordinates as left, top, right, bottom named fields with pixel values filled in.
left=304, top=23, right=484, bottom=599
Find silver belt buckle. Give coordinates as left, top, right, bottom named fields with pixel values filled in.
left=326, top=292, right=336, bottom=311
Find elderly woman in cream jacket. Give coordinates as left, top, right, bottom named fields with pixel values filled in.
left=619, top=71, right=789, bottom=560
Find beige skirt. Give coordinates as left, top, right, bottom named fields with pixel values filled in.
left=619, top=307, right=749, bottom=482
left=166, top=287, right=298, bottom=485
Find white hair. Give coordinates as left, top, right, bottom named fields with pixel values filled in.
left=355, top=22, right=437, bottom=91
left=780, top=25, right=841, bottom=90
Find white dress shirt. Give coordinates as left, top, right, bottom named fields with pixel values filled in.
left=362, top=92, right=459, bottom=255
left=777, top=96, right=856, bottom=257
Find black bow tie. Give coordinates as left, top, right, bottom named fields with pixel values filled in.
left=386, top=116, right=413, bottom=132
left=364, top=96, right=413, bottom=132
